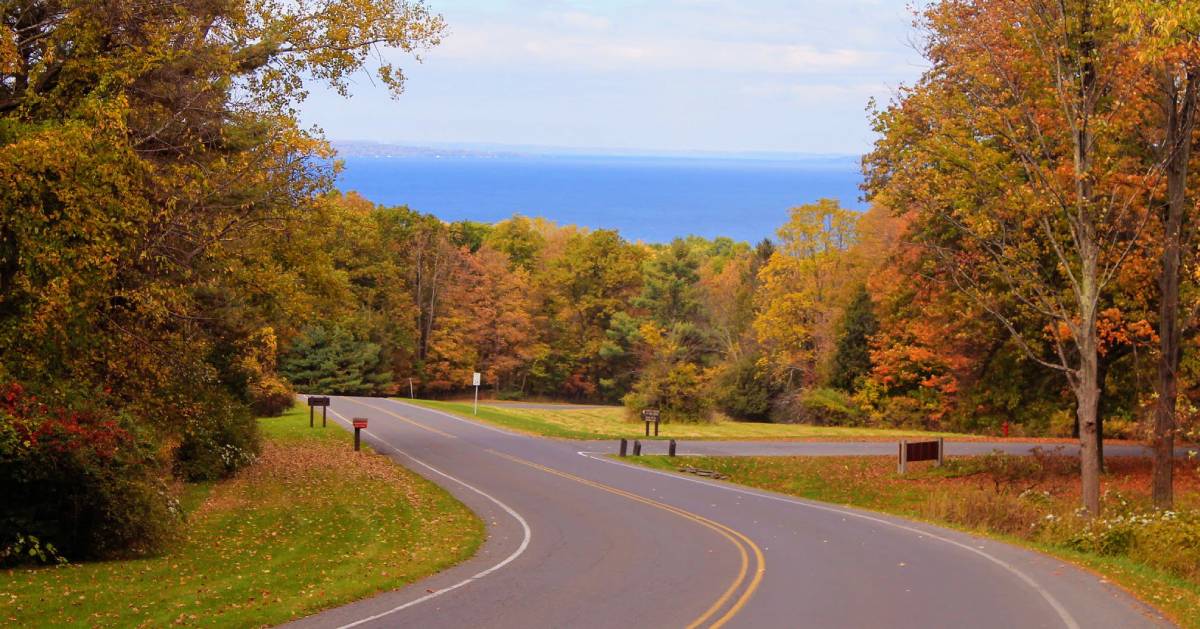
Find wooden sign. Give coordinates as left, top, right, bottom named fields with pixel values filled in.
left=898, top=438, right=944, bottom=474
left=308, top=396, right=331, bottom=407
left=642, top=409, right=660, bottom=436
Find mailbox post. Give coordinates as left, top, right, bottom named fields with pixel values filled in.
left=352, top=417, right=368, bottom=451
left=641, top=409, right=660, bottom=437
left=308, top=396, right=330, bottom=428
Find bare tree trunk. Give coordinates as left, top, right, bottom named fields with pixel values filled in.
left=1075, top=247, right=1104, bottom=516
left=1076, top=343, right=1103, bottom=516
left=1073, top=0, right=1103, bottom=517
left=1096, top=358, right=1108, bottom=472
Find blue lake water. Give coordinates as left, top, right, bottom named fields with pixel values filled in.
left=335, top=154, right=865, bottom=243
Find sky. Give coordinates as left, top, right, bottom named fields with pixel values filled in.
left=298, top=0, right=928, bottom=156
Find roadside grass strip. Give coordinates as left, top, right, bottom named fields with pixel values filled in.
left=405, top=399, right=972, bottom=441
left=625, top=454, right=1200, bottom=629
left=0, top=405, right=483, bottom=628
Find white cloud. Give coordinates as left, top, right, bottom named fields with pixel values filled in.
left=739, top=81, right=896, bottom=104
left=436, top=24, right=881, bottom=74
left=302, top=0, right=928, bottom=153
left=549, top=10, right=611, bottom=31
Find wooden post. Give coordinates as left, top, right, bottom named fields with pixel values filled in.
left=936, top=437, right=944, bottom=467
left=352, top=418, right=368, bottom=452
left=669, top=439, right=677, bottom=457
left=633, top=440, right=642, bottom=456
left=310, top=406, right=314, bottom=428
left=322, top=406, right=327, bottom=428
left=619, top=438, right=628, bottom=457
left=654, top=419, right=659, bottom=437
left=898, top=440, right=908, bottom=475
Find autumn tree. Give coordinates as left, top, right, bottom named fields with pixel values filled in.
left=1113, top=0, right=1200, bottom=507
left=0, top=0, right=443, bottom=557
left=535, top=230, right=644, bottom=399
left=866, top=0, right=1152, bottom=515
left=754, top=199, right=860, bottom=388
left=462, top=246, right=538, bottom=394
left=486, top=215, right=546, bottom=271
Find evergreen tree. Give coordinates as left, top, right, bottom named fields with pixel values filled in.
left=636, top=239, right=702, bottom=325
left=829, top=284, right=878, bottom=391
left=280, top=325, right=391, bottom=394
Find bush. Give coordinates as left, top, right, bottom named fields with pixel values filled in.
left=0, top=383, right=179, bottom=563
left=1059, top=509, right=1200, bottom=579
left=624, top=362, right=714, bottom=424
left=871, top=394, right=932, bottom=429
left=771, top=388, right=865, bottom=426
left=713, top=354, right=778, bottom=421
left=941, top=449, right=1046, bottom=493
left=173, top=392, right=261, bottom=482
left=249, top=374, right=294, bottom=417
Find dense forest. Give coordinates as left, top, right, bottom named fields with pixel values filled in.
left=4, top=0, right=1200, bottom=560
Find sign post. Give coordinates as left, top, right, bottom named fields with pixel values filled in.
left=308, top=396, right=330, bottom=428
left=352, top=417, right=368, bottom=451
left=641, top=409, right=660, bottom=437
left=472, top=372, right=481, bottom=415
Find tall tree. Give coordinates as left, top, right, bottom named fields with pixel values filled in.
left=637, top=239, right=702, bottom=325
left=829, top=285, right=879, bottom=391
left=754, top=199, right=859, bottom=387
left=1113, top=0, right=1200, bottom=507
left=866, top=0, right=1150, bottom=515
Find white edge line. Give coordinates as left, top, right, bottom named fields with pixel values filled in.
left=321, top=407, right=532, bottom=629
left=577, top=450, right=1081, bottom=629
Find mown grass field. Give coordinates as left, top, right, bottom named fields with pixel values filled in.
left=407, top=399, right=972, bottom=441
left=628, top=453, right=1200, bottom=628
left=0, top=405, right=483, bottom=628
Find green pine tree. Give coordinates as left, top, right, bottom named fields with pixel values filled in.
left=829, top=285, right=878, bottom=391
left=279, top=325, right=392, bottom=394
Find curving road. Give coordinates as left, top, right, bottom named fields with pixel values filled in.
left=286, top=397, right=1172, bottom=629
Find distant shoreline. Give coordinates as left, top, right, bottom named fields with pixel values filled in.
left=330, top=140, right=864, bottom=165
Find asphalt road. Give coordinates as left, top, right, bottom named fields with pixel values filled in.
left=287, top=397, right=1173, bottom=629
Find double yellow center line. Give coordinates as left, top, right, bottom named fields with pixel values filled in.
left=487, top=450, right=765, bottom=629
left=351, top=399, right=459, bottom=439
left=350, top=397, right=765, bottom=627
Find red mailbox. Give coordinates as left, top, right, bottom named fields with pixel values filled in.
left=351, top=417, right=368, bottom=451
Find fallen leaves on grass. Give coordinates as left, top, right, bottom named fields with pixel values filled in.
left=0, top=431, right=482, bottom=628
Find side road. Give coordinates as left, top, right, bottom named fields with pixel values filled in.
left=606, top=439, right=1200, bottom=458
left=289, top=396, right=1171, bottom=629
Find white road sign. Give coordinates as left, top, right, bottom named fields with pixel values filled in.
left=472, top=372, right=481, bottom=386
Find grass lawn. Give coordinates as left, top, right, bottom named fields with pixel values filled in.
left=627, top=453, right=1200, bottom=628
left=0, top=404, right=484, bottom=628
left=407, top=399, right=973, bottom=441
